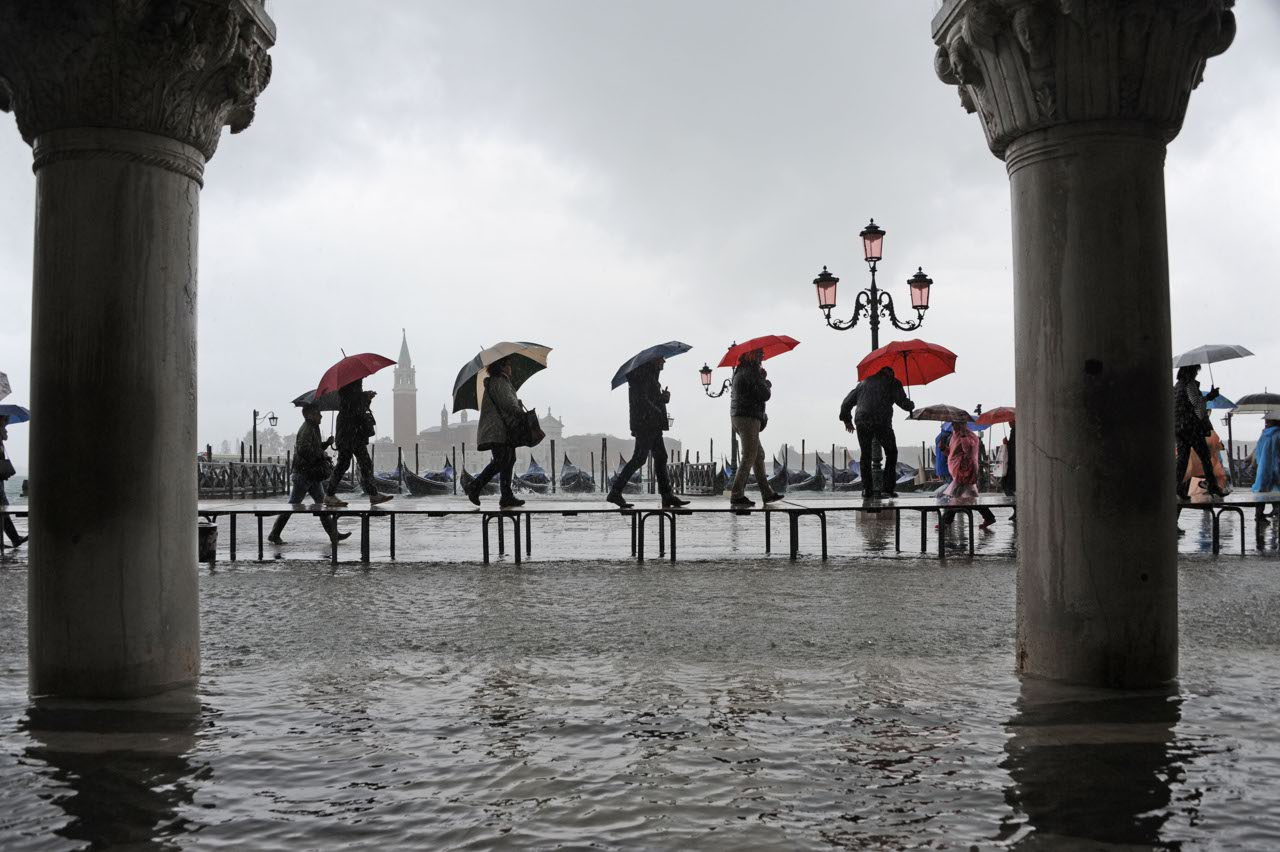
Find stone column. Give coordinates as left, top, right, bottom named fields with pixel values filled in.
left=0, top=2, right=274, bottom=699
left=932, top=0, right=1235, bottom=687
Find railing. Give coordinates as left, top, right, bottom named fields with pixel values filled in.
left=668, top=462, right=723, bottom=496
left=198, top=461, right=290, bottom=498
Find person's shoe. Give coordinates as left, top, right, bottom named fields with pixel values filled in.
left=334, top=531, right=352, bottom=542
left=606, top=492, right=633, bottom=509
left=463, top=482, right=481, bottom=506
left=861, top=491, right=875, bottom=500
left=882, top=490, right=899, bottom=499
left=978, top=519, right=996, bottom=530
left=370, top=493, right=393, bottom=506
left=661, top=494, right=689, bottom=508
left=10, top=535, right=27, bottom=548
left=762, top=492, right=784, bottom=504
left=324, top=495, right=348, bottom=508
left=267, top=534, right=285, bottom=545
left=730, top=495, right=755, bottom=508
left=499, top=495, right=525, bottom=508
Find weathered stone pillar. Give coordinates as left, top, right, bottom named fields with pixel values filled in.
left=0, top=2, right=274, bottom=698
left=932, top=1, right=1235, bottom=687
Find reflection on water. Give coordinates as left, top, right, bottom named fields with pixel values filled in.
left=1, top=553, right=1279, bottom=849
left=19, top=692, right=204, bottom=852
left=1000, top=680, right=1190, bottom=848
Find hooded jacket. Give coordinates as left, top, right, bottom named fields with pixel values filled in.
left=627, top=362, right=669, bottom=436
left=840, top=369, right=913, bottom=426
left=477, top=373, right=522, bottom=451
left=729, top=363, right=771, bottom=423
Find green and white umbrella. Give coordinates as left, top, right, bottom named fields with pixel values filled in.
left=451, top=341, right=552, bottom=412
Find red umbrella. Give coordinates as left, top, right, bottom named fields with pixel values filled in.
left=857, top=339, right=956, bottom=388
left=976, top=406, right=1015, bottom=426
left=717, top=335, right=800, bottom=368
left=316, top=352, right=396, bottom=397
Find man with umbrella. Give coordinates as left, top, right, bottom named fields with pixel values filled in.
left=606, top=351, right=690, bottom=510
left=840, top=366, right=914, bottom=499
left=324, top=379, right=393, bottom=506
left=269, top=403, right=353, bottom=545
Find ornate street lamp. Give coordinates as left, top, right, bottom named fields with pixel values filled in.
left=813, top=218, right=937, bottom=493
left=252, top=408, right=277, bottom=464
left=813, top=218, right=933, bottom=350
left=699, top=363, right=730, bottom=398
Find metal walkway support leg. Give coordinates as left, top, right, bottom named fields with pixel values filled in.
left=360, top=514, right=370, bottom=564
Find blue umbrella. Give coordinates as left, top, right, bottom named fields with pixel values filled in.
left=0, top=404, right=30, bottom=425
left=611, top=341, right=692, bottom=389
left=1205, top=391, right=1236, bottom=410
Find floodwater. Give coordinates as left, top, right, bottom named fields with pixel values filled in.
left=2, top=491, right=1280, bottom=849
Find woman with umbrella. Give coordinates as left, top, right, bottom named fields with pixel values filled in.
left=0, top=414, right=26, bottom=548
left=465, top=359, right=526, bottom=508
left=1174, top=365, right=1225, bottom=499
left=606, top=342, right=692, bottom=510
left=940, top=419, right=998, bottom=530
left=729, top=348, right=784, bottom=507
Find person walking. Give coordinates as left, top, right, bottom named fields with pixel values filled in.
left=839, top=366, right=914, bottom=499
left=465, top=359, right=526, bottom=508
left=1251, top=416, right=1280, bottom=526
left=729, top=349, right=782, bottom=507
left=606, top=358, right=689, bottom=509
left=324, top=379, right=392, bottom=507
left=940, top=420, right=997, bottom=529
left=1173, top=365, right=1224, bottom=499
left=269, top=404, right=352, bottom=545
left=0, top=416, right=26, bottom=548
left=1002, top=423, right=1017, bottom=497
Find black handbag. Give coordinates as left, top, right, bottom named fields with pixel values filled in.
left=516, top=409, right=546, bottom=448
left=0, top=458, right=14, bottom=480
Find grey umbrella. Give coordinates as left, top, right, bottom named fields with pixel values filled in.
left=1173, top=344, right=1253, bottom=385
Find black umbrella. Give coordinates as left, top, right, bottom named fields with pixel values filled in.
left=292, top=388, right=341, bottom=411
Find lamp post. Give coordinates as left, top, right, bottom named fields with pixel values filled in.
left=699, top=363, right=730, bottom=398
left=252, top=408, right=278, bottom=464
left=814, top=219, right=935, bottom=490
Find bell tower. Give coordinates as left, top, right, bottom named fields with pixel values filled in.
left=393, top=329, right=417, bottom=451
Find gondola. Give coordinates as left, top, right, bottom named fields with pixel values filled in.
left=459, top=467, right=498, bottom=495
left=606, top=452, right=642, bottom=494
left=421, top=455, right=455, bottom=484
left=395, top=462, right=452, bottom=497
left=817, top=454, right=862, bottom=491
left=559, top=454, right=596, bottom=493
left=335, top=472, right=403, bottom=494
left=788, top=469, right=826, bottom=491
left=517, top=455, right=551, bottom=494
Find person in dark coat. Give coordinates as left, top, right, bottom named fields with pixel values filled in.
left=465, top=359, right=525, bottom=508
left=1002, top=424, right=1017, bottom=497
left=324, top=379, right=392, bottom=506
left=839, top=366, right=913, bottom=498
left=1174, top=365, right=1224, bottom=498
left=0, top=416, right=26, bottom=548
left=606, top=358, right=689, bottom=509
left=728, top=349, right=783, bottom=507
left=269, top=404, right=352, bottom=545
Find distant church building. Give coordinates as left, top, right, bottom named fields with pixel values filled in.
left=393, top=330, right=417, bottom=452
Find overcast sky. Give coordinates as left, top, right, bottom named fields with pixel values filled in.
left=1, top=2, right=1278, bottom=470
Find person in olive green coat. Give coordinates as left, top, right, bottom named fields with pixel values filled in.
left=466, top=359, right=525, bottom=508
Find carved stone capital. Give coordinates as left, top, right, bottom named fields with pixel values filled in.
left=931, top=0, right=1236, bottom=159
left=0, top=0, right=275, bottom=163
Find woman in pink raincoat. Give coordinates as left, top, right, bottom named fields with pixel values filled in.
left=941, top=420, right=997, bottom=529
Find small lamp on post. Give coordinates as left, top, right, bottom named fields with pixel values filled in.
left=908, top=267, right=933, bottom=311
left=860, top=218, right=884, bottom=264
left=814, top=266, right=839, bottom=312
left=252, top=408, right=278, bottom=464
left=700, top=363, right=730, bottom=398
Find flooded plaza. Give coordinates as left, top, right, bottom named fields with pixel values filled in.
left=2, top=499, right=1279, bottom=849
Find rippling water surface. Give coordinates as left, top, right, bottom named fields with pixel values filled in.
left=2, top=500, right=1279, bottom=849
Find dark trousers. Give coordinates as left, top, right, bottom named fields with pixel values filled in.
left=2, top=513, right=19, bottom=545
left=474, top=445, right=516, bottom=497
left=856, top=418, right=897, bottom=495
left=613, top=432, right=671, bottom=495
left=326, top=444, right=379, bottom=497
left=272, top=474, right=338, bottom=540
left=1175, top=430, right=1218, bottom=496
left=942, top=506, right=997, bottom=525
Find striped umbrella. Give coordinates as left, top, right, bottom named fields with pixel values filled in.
left=452, top=341, right=552, bottom=412
left=910, top=404, right=973, bottom=423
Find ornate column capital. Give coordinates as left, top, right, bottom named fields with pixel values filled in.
left=0, top=0, right=275, bottom=163
left=931, top=0, right=1236, bottom=159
